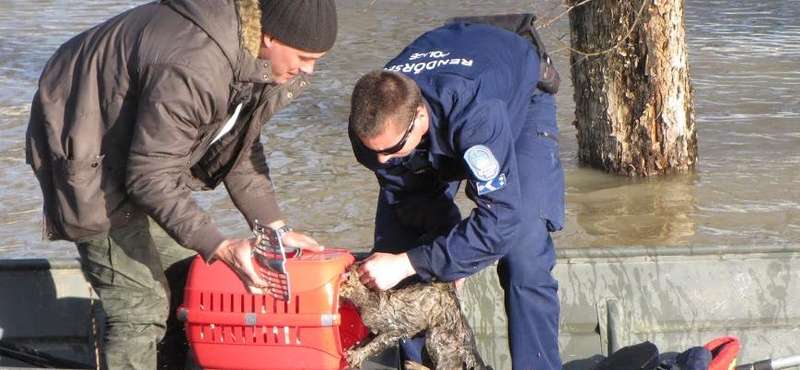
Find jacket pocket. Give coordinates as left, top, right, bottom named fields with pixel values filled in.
left=527, top=92, right=564, bottom=232
left=532, top=125, right=565, bottom=232
left=51, top=155, right=113, bottom=238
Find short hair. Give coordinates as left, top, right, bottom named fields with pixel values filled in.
left=349, top=70, right=422, bottom=140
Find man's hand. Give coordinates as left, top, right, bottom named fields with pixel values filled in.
left=213, top=221, right=324, bottom=294
left=213, top=238, right=269, bottom=294
left=357, top=252, right=416, bottom=291
left=282, top=230, right=324, bottom=252
left=266, top=220, right=324, bottom=252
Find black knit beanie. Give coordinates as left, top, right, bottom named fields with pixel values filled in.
left=260, top=0, right=337, bottom=53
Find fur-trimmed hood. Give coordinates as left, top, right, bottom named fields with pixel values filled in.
left=164, top=0, right=263, bottom=63
left=237, top=0, right=263, bottom=59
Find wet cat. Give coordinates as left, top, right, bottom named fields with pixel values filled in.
left=339, top=263, right=487, bottom=370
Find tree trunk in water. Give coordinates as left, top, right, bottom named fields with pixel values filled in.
left=569, top=0, right=698, bottom=176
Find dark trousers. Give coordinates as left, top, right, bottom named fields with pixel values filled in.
left=374, top=91, right=563, bottom=370
left=76, top=214, right=195, bottom=370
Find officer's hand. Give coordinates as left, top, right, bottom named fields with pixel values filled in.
left=282, top=230, right=324, bottom=252
left=357, top=252, right=416, bottom=291
left=213, top=238, right=269, bottom=294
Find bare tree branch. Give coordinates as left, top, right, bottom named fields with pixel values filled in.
left=537, top=0, right=651, bottom=58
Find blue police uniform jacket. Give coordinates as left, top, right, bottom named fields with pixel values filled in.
left=350, top=23, right=564, bottom=282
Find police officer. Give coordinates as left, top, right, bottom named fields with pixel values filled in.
left=348, top=21, right=564, bottom=370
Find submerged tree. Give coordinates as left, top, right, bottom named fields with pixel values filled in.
left=568, top=0, right=697, bottom=176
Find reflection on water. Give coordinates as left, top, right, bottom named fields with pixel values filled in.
left=568, top=174, right=698, bottom=247
left=0, top=0, right=798, bottom=259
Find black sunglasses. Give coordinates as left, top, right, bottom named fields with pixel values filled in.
left=372, top=114, right=416, bottom=155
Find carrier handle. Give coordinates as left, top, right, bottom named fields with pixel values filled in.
left=178, top=307, right=341, bottom=327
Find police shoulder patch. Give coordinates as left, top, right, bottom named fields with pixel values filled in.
left=476, top=173, right=507, bottom=195
left=464, top=145, right=500, bottom=181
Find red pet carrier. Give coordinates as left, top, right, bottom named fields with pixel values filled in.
left=178, top=249, right=369, bottom=370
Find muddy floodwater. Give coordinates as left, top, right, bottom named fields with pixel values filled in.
left=0, top=0, right=797, bottom=259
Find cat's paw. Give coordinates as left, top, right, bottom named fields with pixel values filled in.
left=404, top=360, right=432, bottom=370
left=346, top=348, right=366, bottom=369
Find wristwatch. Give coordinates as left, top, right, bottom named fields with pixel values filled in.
left=274, top=225, right=292, bottom=239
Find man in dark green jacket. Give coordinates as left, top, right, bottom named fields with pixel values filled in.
left=25, top=0, right=337, bottom=368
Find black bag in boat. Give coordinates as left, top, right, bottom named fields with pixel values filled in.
left=592, top=341, right=661, bottom=370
